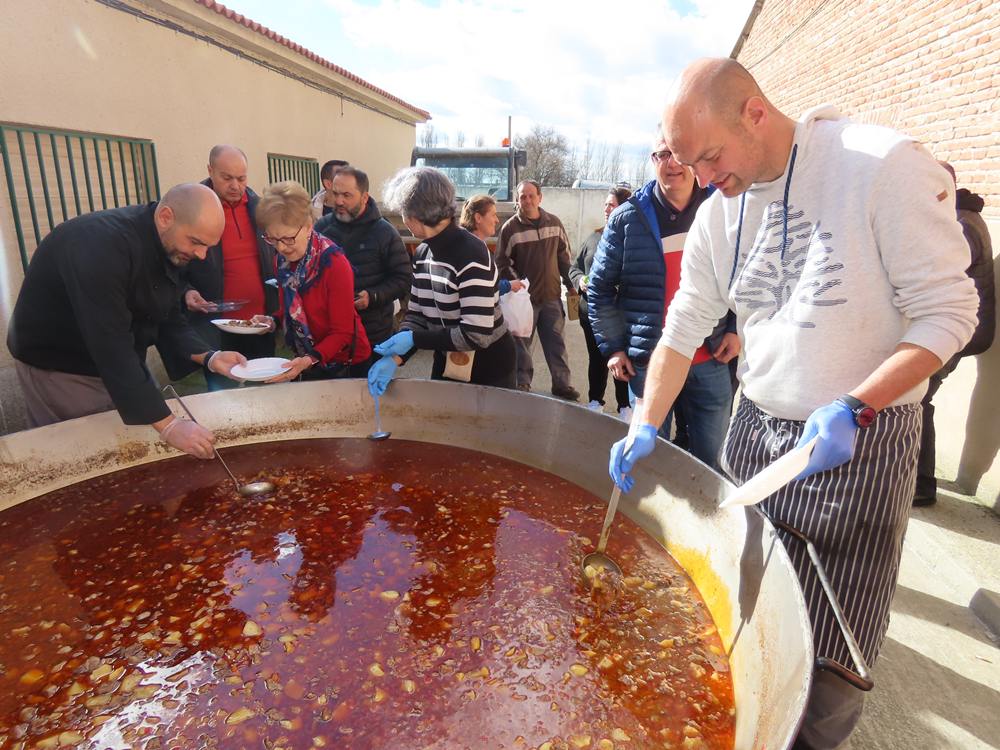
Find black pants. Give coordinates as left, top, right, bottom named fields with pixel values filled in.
left=578, top=298, right=630, bottom=409
left=916, top=354, right=961, bottom=499
left=206, top=330, right=276, bottom=391
left=431, top=333, right=516, bottom=389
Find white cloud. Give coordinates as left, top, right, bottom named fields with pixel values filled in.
left=230, top=0, right=756, bottom=149
left=329, top=0, right=753, bottom=147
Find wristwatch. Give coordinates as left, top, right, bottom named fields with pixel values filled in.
left=837, top=394, right=877, bottom=429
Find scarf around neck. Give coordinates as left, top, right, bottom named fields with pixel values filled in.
left=276, top=230, right=347, bottom=366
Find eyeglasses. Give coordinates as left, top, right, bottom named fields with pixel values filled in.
left=261, top=225, right=305, bottom=247
left=650, top=150, right=675, bottom=163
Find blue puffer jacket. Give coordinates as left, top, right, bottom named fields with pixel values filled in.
left=588, top=180, right=732, bottom=375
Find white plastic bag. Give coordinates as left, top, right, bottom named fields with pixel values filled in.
left=500, top=280, right=533, bottom=337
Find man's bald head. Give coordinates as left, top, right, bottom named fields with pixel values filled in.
left=208, top=144, right=247, bottom=168
left=155, top=183, right=224, bottom=266
left=159, top=183, right=221, bottom=224
left=207, top=145, right=249, bottom=204
left=664, top=58, right=764, bottom=140
left=660, top=58, right=795, bottom=196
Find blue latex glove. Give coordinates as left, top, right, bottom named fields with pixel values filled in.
left=374, top=330, right=414, bottom=357
left=795, top=400, right=859, bottom=480
left=498, top=279, right=511, bottom=295
left=608, top=424, right=658, bottom=492
left=367, top=356, right=399, bottom=397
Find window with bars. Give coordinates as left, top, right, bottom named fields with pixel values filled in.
left=0, top=123, right=160, bottom=271
left=267, top=153, right=321, bottom=195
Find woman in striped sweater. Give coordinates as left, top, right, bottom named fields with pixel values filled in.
left=367, top=167, right=515, bottom=395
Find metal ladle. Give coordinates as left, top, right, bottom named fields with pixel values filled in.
left=582, top=409, right=642, bottom=586
left=581, top=483, right=625, bottom=584
left=162, top=385, right=275, bottom=497
left=368, top=394, right=391, bottom=441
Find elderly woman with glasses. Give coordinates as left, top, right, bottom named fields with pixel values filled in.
left=368, top=167, right=515, bottom=394
left=251, top=181, right=372, bottom=382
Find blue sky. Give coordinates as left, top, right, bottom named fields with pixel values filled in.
left=220, top=0, right=754, bottom=153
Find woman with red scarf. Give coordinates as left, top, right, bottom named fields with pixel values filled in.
left=252, top=181, right=372, bottom=381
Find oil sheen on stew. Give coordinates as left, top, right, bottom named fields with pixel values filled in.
left=0, top=439, right=735, bottom=750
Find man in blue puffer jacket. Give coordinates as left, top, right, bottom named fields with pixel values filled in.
left=588, top=129, right=739, bottom=470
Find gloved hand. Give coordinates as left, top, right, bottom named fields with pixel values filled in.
left=367, top=355, right=399, bottom=396
left=795, top=400, right=859, bottom=480
left=158, top=418, right=215, bottom=460
left=374, top=331, right=414, bottom=358
left=608, top=423, right=658, bottom=492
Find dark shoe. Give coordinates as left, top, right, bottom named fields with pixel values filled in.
left=551, top=385, right=580, bottom=402
left=516, top=384, right=531, bottom=392
left=913, top=493, right=937, bottom=507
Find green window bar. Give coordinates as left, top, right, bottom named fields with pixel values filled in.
left=0, top=123, right=160, bottom=272
left=267, top=153, right=321, bottom=195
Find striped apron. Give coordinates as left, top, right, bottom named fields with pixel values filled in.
left=721, top=396, right=921, bottom=668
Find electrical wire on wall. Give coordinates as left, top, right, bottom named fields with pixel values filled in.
left=744, top=0, right=836, bottom=70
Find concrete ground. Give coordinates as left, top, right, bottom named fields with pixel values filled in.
left=398, top=309, right=1000, bottom=750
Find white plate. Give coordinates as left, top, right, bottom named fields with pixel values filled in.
left=211, top=318, right=271, bottom=335
left=231, top=357, right=291, bottom=382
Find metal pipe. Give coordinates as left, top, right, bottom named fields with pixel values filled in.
left=65, top=135, right=82, bottom=216
left=129, top=142, right=142, bottom=202
left=117, top=140, right=130, bottom=205
left=140, top=143, right=152, bottom=202
left=93, top=137, right=108, bottom=209
left=0, top=126, right=30, bottom=271
left=79, top=138, right=95, bottom=212
left=149, top=142, right=161, bottom=199
left=16, top=130, right=41, bottom=246
left=105, top=140, right=119, bottom=207
left=33, top=131, right=56, bottom=232
left=50, top=133, right=68, bottom=223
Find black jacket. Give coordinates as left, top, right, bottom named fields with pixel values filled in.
left=314, top=198, right=411, bottom=345
left=180, top=181, right=278, bottom=346
left=956, top=188, right=995, bottom=357
left=7, top=203, right=208, bottom=425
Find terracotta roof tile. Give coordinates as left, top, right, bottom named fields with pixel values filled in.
left=193, top=0, right=430, bottom=120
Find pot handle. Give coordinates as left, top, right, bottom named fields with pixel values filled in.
left=770, top=519, right=875, bottom=692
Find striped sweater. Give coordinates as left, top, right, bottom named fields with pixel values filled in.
left=403, top=222, right=507, bottom=352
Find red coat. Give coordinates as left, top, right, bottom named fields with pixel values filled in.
left=280, top=252, right=372, bottom=365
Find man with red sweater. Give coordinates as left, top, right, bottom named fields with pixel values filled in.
left=182, top=145, right=278, bottom=389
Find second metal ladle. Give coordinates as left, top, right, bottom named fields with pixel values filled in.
left=368, top=394, right=391, bottom=441
left=582, top=406, right=643, bottom=586
left=162, top=385, right=275, bottom=497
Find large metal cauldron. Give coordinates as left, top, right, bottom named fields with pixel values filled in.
left=0, top=379, right=815, bottom=749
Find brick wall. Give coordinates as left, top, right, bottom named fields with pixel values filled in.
left=734, top=0, right=1000, bottom=222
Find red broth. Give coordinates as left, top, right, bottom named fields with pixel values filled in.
left=0, top=438, right=734, bottom=749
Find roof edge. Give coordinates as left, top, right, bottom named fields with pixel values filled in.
left=193, top=0, right=430, bottom=121
left=731, top=0, right=766, bottom=60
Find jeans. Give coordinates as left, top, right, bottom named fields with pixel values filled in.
left=513, top=298, right=572, bottom=391
left=630, top=358, right=733, bottom=470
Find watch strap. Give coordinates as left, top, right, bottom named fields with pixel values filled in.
left=837, top=394, right=876, bottom=428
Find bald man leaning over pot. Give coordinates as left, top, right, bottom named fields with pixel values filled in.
left=609, top=58, right=977, bottom=749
